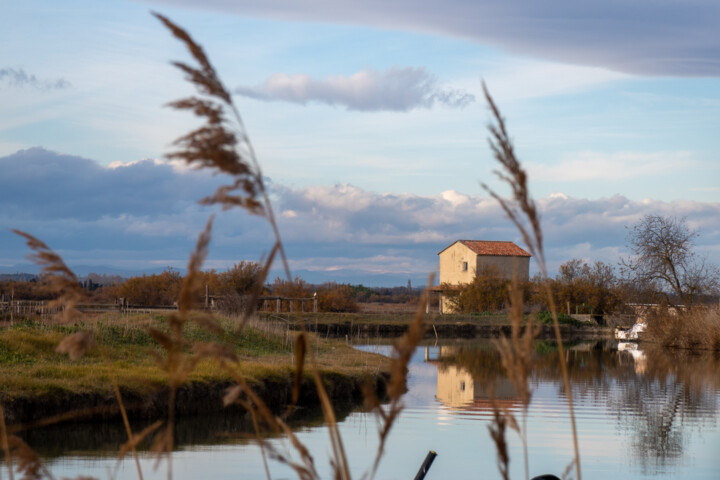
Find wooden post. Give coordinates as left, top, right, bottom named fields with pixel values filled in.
left=276, top=297, right=281, bottom=313
left=290, top=300, right=293, bottom=313
left=313, top=293, right=317, bottom=313
left=414, top=451, right=437, bottom=480
left=205, top=284, right=209, bottom=309
left=566, top=301, right=570, bottom=315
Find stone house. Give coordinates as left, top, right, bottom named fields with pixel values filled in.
left=437, top=240, right=531, bottom=313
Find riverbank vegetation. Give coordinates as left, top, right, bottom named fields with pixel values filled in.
left=0, top=312, right=388, bottom=402
left=644, top=305, right=720, bottom=351
left=3, top=11, right=718, bottom=480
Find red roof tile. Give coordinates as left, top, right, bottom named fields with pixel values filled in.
left=438, top=240, right=531, bottom=257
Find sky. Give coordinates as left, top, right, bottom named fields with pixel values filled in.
left=1, top=0, right=719, bottom=285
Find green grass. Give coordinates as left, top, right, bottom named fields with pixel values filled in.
left=536, top=310, right=584, bottom=327
left=0, top=313, right=388, bottom=398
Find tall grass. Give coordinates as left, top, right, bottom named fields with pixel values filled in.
left=1, top=14, right=583, bottom=480
left=645, top=305, right=720, bottom=351
left=3, top=13, right=429, bottom=480
left=481, top=82, right=581, bottom=480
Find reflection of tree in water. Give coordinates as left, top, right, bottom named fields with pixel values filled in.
left=611, top=347, right=720, bottom=473
left=621, top=379, right=684, bottom=469
left=439, top=340, right=720, bottom=471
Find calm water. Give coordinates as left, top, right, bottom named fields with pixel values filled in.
left=27, top=340, right=720, bottom=479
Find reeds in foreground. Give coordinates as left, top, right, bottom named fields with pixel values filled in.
left=11, top=229, right=86, bottom=323
left=481, top=82, right=582, bottom=480
left=2, top=14, right=586, bottom=480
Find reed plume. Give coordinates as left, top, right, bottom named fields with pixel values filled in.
left=12, top=229, right=85, bottom=323
left=154, top=12, right=290, bottom=288
left=481, top=82, right=582, bottom=480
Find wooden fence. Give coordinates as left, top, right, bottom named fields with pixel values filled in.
left=1, top=295, right=318, bottom=321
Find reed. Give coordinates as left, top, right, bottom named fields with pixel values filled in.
left=1, top=13, right=585, bottom=480
left=645, top=305, right=720, bottom=351
left=482, top=82, right=582, bottom=480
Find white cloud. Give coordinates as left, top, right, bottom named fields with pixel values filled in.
left=528, top=151, right=696, bottom=182
left=234, top=67, right=475, bottom=111
left=3, top=149, right=719, bottom=283
left=482, top=59, right=628, bottom=102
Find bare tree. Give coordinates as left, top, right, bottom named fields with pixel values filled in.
left=622, top=215, right=720, bottom=306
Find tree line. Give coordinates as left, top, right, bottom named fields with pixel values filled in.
left=0, top=261, right=421, bottom=313
left=442, top=215, right=719, bottom=315
left=3, top=215, right=716, bottom=316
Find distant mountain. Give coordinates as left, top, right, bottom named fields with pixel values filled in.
left=0, top=263, right=185, bottom=279
left=0, top=264, right=432, bottom=288
left=0, top=272, right=38, bottom=282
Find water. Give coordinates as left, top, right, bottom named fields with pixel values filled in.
left=24, top=340, right=720, bottom=479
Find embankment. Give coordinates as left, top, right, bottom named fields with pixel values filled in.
left=2, top=370, right=388, bottom=426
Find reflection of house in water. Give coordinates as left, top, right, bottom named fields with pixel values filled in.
left=427, top=346, right=522, bottom=411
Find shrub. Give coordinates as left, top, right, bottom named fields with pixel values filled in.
left=317, top=283, right=359, bottom=313
left=117, top=269, right=183, bottom=306
left=443, top=267, right=531, bottom=313
left=645, top=305, right=720, bottom=351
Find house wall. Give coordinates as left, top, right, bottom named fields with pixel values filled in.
left=438, top=242, right=531, bottom=313
left=476, top=255, right=530, bottom=282
left=438, top=242, right=476, bottom=285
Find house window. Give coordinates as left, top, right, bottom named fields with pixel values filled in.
left=462, top=261, right=468, bottom=272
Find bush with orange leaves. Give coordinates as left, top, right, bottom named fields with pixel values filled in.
left=317, top=283, right=359, bottom=313
left=117, top=269, right=183, bottom=306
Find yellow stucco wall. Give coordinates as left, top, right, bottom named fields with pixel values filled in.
left=438, top=242, right=477, bottom=285
left=476, top=255, right=530, bottom=282
left=438, top=242, right=530, bottom=285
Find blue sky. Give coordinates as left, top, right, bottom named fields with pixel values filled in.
left=1, top=0, right=719, bottom=284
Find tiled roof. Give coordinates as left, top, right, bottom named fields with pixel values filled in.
left=438, top=240, right=531, bottom=257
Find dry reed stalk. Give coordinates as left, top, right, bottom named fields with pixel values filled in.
left=154, top=12, right=291, bottom=323
left=481, top=82, right=581, bottom=480
left=108, top=353, right=148, bottom=480
left=0, top=398, right=13, bottom=480
left=11, top=230, right=85, bottom=323
left=155, top=16, right=358, bottom=479
left=4, top=436, right=45, bottom=480
left=363, top=275, right=433, bottom=480
left=493, top=272, right=534, bottom=480
left=488, top=407, right=511, bottom=480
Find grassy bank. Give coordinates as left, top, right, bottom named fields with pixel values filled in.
left=0, top=313, right=389, bottom=424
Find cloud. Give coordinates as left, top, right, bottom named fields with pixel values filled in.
left=146, top=0, right=720, bottom=77
left=234, top=67, right=475, bottom=111
left=528, top=151, right=696, bottom=182
left=0, top=68, right=71, bottom=90
left=2, top=148, right=718, bottom=284
left=0, top=147, right=235, bottom=222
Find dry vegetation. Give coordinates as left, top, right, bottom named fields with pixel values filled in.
left=0, top=13, right=590, bottom=480
left=645, top=305, right=720, bottom=350
left=0, top=13, right=429, bottom=480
